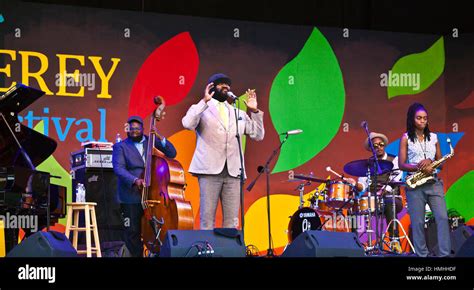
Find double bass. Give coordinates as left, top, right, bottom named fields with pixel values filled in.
left=140, top=96, right=194, bottom=255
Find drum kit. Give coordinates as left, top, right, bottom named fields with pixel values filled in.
left=287, top=158, right=415, bottom=255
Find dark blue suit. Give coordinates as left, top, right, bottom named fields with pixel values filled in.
left=112, top=135, right=176, bottom=256
left=112, top=136, right=177, bottom=204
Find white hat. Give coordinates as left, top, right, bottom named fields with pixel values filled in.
left=364, top=132, right=388, bottom=151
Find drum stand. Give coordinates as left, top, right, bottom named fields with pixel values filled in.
left=362, top=207, right=391, bottom=255
left=362, top=168, right=387, bottom=255
left=363, top=167, right=377, bottom=253
left=363, top=214, right=375, bottom=251
left=382, top=191, right=416, bottom=254
left=296, top=181, right=311, bottom=209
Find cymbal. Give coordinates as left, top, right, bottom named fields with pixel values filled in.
left=293, top=174, right=330, bottom=183
left=343, top=159, right=394, bottom=177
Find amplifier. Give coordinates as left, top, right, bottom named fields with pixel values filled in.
left=71, top=167, right=123, bottom=243
left=71, top=148, right=113, bottom=169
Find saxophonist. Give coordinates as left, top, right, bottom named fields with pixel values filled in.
left=398, top=102, right=451, bottom=257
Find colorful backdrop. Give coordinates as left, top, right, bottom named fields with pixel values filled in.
left=0, top=1, right=472, bottom=254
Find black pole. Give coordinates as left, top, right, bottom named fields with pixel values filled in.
left=265, top=163, right=272, bottom=256
left=232, top=102, right=246, bottom=243
left=361, top=123, right=382, bottom=253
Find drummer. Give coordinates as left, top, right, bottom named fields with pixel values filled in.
left=346, top=132, right=403, bottom=252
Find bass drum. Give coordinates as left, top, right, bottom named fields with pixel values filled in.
left=287, top=207, right=322, bottom=243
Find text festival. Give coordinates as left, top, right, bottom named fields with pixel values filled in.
left=0, top=49, right=121, bottom=143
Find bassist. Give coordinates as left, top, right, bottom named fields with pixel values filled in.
left=112, top=115, right=177, bottom=257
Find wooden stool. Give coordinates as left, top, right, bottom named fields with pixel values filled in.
left=65, top=202, right=102, bottom=257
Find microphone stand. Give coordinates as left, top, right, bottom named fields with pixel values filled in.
left=247, top=133, right=290, bottom=257
left=361, top=123, right=383, bottom=254
left=231, top=100, right=246, bottom=243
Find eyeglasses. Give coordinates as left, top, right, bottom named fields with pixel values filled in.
left=373, top=142, right=385, bottom=148
left=129, top=127, right=142, bottom=132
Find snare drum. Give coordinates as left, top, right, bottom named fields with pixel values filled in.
left=327, top=181, right=352, bottom=208
left=287, top=207, right=322, bottom=242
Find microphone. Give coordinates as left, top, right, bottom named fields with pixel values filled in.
left=280, top=129, right=303, bottom=135
left=360, top=121, right=368, bottom=129
left=226, top=91, right=239, bottom=100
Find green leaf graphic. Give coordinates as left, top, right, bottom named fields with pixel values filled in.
left=269, top=27, right=345, bottom=173
left=446, top=170, right=474, bottom=221
left=388, top=37, right=444, bottom=99
left=34, top=121, right=72, bottom=226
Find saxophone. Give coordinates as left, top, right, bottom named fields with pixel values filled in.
left=406, top=138, right=454, bottom=189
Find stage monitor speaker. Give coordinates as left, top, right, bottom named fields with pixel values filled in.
left=160, top=228, right=246, bottom=257
left=7, top=231, right=77, bottom=257
left=425, top=223, right=473, bottom=256
left=281, top=231, right=365, bottom=257
left=454, top=226, right=474, bottom=257
left=72, top=168, right=123, bottom=242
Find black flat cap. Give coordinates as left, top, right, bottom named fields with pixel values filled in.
left=208, top=73, right=231, bottom=85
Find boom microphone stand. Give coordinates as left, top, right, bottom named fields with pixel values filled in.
left=247, top=131, right=299, bottom=256
left=360, top=122, right=384, bottom=254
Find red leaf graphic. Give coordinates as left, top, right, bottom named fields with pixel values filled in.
left=128, top=32, right=199, bottom=118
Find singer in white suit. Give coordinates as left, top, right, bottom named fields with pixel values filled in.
left=182, top=73, right=265, bottom=229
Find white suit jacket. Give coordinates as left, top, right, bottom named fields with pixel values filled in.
left=182, top=98, right=265, bottom=178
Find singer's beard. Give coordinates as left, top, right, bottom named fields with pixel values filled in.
left=213, top=89, right=228, bottom=102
